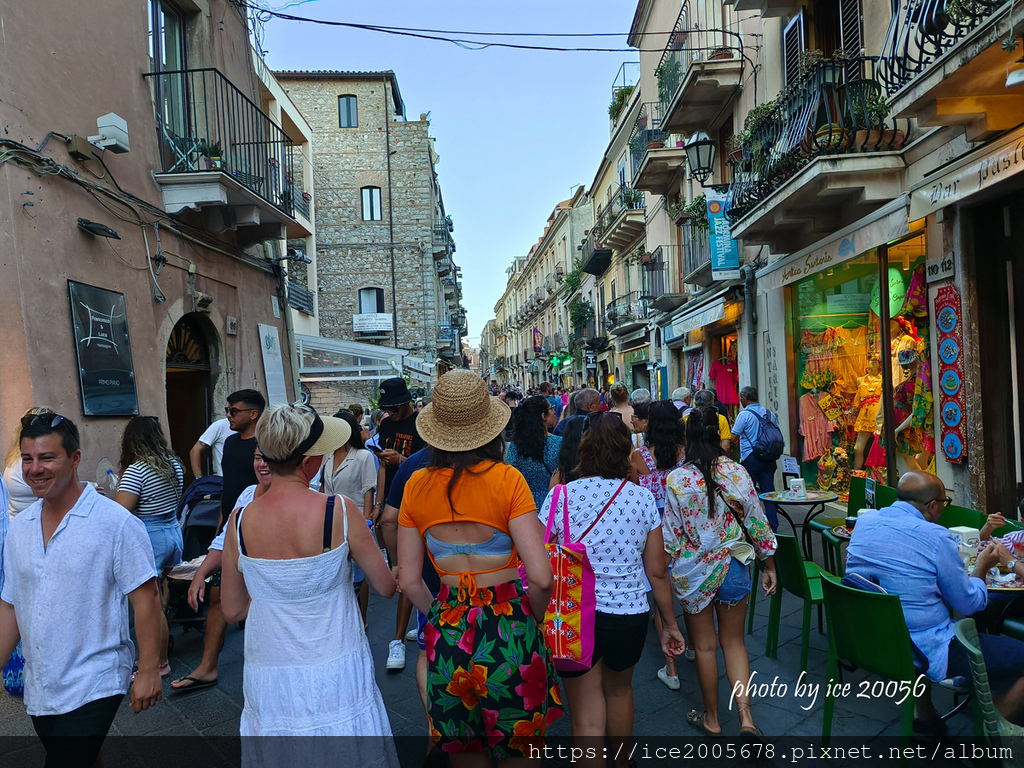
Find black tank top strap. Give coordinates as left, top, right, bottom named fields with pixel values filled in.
left=323, top=496, right=336, bottom=553
left=236, top=507, right=247, bottom=557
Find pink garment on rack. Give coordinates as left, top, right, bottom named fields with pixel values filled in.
left=798, top=391, right=836, bottom=462
left=709, top=359, right=739, bottom=405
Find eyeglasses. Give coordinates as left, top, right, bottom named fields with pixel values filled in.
left=21, top=413, right=65, bottom=429
left=225, top=407, right=257, bottom=417
left=382, top=404, right=407, bottom=413
left=930, top=496, right=954, bottom=509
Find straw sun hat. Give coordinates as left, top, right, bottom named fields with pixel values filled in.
left=416, top=370, right=510, bottom=452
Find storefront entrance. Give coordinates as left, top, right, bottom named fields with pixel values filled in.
left=165, top=314, right=215, bottom=486
left=972, top=193, right=1024, bottom=514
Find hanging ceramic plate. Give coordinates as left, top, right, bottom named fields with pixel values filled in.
left=939, top=338, right=959, bottom=365
left=937, top=306, right=957, bottom=334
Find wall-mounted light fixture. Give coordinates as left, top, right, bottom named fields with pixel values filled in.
left=77, top=218, right=120, bottom=239
left=685, top=132, right=717, bottom=186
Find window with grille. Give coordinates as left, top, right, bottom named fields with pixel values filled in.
left=361, top=186, right=382, bottom=221
left=338, top=95, right=357, bottom=128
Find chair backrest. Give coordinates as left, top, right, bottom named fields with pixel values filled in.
left=774, top=534, right=813, bottom=600
left=953, top=618, right=1004, bottom=742
left=939, top=504, right=986, bottom=531
left=876, top=484, right=898, bottom=508
left=820, top=573, right=916, bottom=681
left=847, top=475, right=866, bottom=515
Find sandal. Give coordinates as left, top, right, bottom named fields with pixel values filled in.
left=738, top=706, right=762, bottom=743
left=170, top=676, right=218, bottom=692
left=686, top=709, right=723, bottom=738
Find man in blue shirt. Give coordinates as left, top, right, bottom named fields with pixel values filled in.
left=730, top=386, right=780, bottom=529
left=847, top=471, right=1024, bottom=726
left=540, top=382, right=561, bottom=422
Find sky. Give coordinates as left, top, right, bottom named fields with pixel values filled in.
left=259, top=1, right=640, bottom=344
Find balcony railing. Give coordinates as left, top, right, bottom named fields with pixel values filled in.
left=143, top=68, right=295, bottom=216
left=571, top=318, right=598, bottom=346
left=287, top=280, right=315, bottom=315
left=657, top=0, right=740, bottom=112
left=682, top=224, right=713, bottom=285
left=604, top=292, right=649, bottom=332
left=289, top=181, right=310, bottom=220
left=879, top=0, right=1004, bottom=93
left=640, top=249, right=667, bottom=300
left=433, top=226, right=456, bottom=253
left=629, top=103, right=669, bottom=179
left=580, top=231, right=613, bottom=276
left=596, top=184, right=645, bottom=235
left=728, top=57, right=910, bottom=223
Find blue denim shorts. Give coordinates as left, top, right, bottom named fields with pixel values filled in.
left=716, top=557, right=753, bottom=604
left=143, top=518, right=183, bottom=571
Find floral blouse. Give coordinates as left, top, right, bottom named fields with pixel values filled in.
left=663, top=458, right=777, bottom=614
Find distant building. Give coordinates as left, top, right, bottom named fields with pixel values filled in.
left=275, top=71, right=465, bottom=410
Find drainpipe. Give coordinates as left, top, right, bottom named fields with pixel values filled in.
left=741, top=263, right=758, bottom=388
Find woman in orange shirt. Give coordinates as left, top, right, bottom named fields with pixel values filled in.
left=398, top=370, right=562, bottom=762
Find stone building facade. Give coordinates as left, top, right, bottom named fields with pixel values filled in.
left=274, top=71, right=464, bottom=412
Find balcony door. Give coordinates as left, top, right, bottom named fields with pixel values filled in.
left=149, top=0, right=186, bottom=138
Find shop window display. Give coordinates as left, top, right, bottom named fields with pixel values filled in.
left=790, top=234, right=935, bottom=500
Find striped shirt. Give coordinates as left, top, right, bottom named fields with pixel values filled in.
left=118, top=460, right=184, bottom=519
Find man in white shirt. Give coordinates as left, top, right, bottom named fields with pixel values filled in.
left=189, top=417, right=232, bottom=477
left=0, top=413, right=163, bottom=768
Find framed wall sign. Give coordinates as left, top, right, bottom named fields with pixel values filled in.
left=67, top=281, right=139, bottom=416
left=934, top=286, right=966, bottom=464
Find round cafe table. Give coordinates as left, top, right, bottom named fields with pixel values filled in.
left=759, top=490, right=840, bottom=561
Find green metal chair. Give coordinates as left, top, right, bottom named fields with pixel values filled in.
left=953, top=618, right=1024, bottom=764
left=819, top=573, right=917, bottom=747
left=875, top=483, right=898, bottom=508
left=766, top=534, right=824, bottom=674
left=939, top=504, right=986, bottom=530
left=808, top=475, right=867, bottom=574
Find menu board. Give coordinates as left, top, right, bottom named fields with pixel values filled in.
left=68, top=281, right=139, bottom=416
left=935, top=286, right=966, bottom=464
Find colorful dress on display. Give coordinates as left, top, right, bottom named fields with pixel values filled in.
left=663, top=458, right=777, bottom=614
left=709, top=358, right=739, bottom=405
left=835, top=327, right=870, bottom=394
left=852, top=374, right=884, bottom=433
left=798, top=391, right=837, bottom=462
left=800, top=329, right=840, bottom=390
left=894, top=334, right=935, bottom=456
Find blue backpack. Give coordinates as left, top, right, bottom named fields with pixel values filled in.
left=750, top=409, right=785, bottom=462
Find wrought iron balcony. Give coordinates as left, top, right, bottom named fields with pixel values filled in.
left=879, top=0, right=1004, bottom=94
left=643, top=246, right=689, bottom=312
left=571, top=318, right=598, bottom=346
left=289, top=181, right=311, bottom=221
left=580, top=231, right=613, bottom=276
left=144, top=68, right=296, bottom=224
left=604, top=292, right=650, bottom=336
left=433, top=226, right=456, bottom=255
left=657, top=0, right=744, bottom=135
left=681, top=224, right=714, bottom=287
left=629, top=103, right=687, bottom=193
left=596, top=184, right=646, bottom=250
left=727, top=57, right=910, bottom=245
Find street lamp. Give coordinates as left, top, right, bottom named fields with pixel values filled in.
left=685, top=131, right=717, bottom=185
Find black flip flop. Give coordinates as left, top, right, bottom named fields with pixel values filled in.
left=171, top=676, right=217, bottom=693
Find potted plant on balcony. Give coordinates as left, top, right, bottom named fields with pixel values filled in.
left=851, top=91, right=892, bottom=150
left=608, top=86, right=634, bottom=122
left=198, top=140, right=223, bottom=170
left=684, top=195, right=709, bottom=232
left=622, top=187, right=644, bottom=208
left=655, top=58, right=683, bottom=106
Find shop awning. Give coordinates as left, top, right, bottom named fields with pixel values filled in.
left=663, top=287, right=731, bottom=346
left=296, top=334, right=406, bottom=382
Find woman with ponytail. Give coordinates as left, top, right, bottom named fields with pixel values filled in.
left=505, top=395, right=561, bottom=508
left=663, top=406, right=778, bottom=740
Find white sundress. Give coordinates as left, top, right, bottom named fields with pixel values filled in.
left=235, top=498, right=398, bottom=768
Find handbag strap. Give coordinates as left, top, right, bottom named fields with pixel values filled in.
left=578, top=479, right=629, bottom=543
left=544, top=484, right=566, bottom=544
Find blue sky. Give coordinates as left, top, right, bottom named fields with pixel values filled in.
left=260, top=1, right=639, bottom=343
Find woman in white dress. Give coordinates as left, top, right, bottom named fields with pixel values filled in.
left=221, top=404, right=398, bottom=767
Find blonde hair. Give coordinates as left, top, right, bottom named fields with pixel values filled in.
left=256, top=403, right=315, bottom=470
left=6, top=406, right=54, bottom=467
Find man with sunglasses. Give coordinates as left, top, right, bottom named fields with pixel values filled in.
left=848, top=470, right=1024, bottom=731
left=374, top=377, right=426, bottom=671
left=0, top=413, right=163, bottom=766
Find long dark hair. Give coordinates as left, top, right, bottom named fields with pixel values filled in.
left=120, top=416, right=179, bottom=483
left=509, top=396, right=550, bottom=463
left=646, top=400, right=685, bottom=470
left=556, top=415, right=586, bottom=483
left=578, top=413, right=632, bottom=480
left=333, top=409, right=365, bottom=450
left=684, top=406, right=723, bottom=516
left=428, top=434, right=506, bottom=517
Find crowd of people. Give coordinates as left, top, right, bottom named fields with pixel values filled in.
left=32, top=368, right=1005, bottom=767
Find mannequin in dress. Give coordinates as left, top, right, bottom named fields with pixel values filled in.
left=893, top=352, right=934, bottom=472
left=851, top=358, right=883, bottom=469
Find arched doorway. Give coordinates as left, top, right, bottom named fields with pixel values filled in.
left=165, top=314, right=213, bottom=486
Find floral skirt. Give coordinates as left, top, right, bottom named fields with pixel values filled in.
left=423, top=579, right=563, bottom=758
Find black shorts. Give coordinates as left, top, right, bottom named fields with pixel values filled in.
left=559, top=611, right=649, bottom=678
left=31, top=694, right=123, bottom=768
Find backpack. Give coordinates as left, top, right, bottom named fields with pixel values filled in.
left=532, top=480, right=627, bottom=672
left=750, top=408, right=785, bottom=462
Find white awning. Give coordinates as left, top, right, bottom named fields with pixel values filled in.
left=296, top=334, right=406, bottom=382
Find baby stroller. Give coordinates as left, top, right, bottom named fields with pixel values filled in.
left=165, top=475, right=223, bottom=633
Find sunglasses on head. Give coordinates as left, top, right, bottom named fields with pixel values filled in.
left=21, top=413, right=65, bottom=430
left=583, top=411, right=622, bottom=430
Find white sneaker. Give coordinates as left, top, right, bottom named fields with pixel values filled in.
left=386, top=639, right=406, bottom=670
left=657, top=666, right=680, bottom=690
left=684, top=648, right=696, bottom=662
left=405, top=627, right=419, bottom=642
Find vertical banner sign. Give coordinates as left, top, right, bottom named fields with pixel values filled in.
left=67, top=281, right=139, bottom=416
left=533, top=327, right=543, bottom=355
left=934, top=286, right=966, bottom=464
left=258, top=323, right=289, bottom=406
left=865, top=478, right=877, bottom=509
left=706, top=187, right=741, bottom=281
